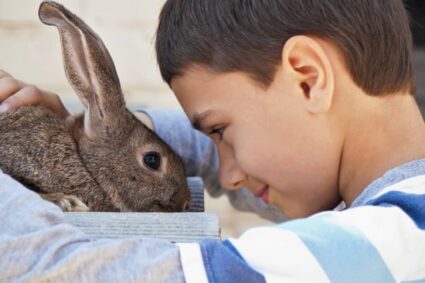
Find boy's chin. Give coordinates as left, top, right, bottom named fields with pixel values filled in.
left=282, top=208, right=314, bottom=220
left=275, top=200, right=336, bottom=220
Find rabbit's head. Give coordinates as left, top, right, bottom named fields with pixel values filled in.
left=39, top=1, right=191, bottom=212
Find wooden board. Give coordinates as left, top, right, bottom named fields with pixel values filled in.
left=64, top=212, right=220, bottom=242
left=64, top=177, right=220, bottom=242
left=186, top=177, right=204, bottom=212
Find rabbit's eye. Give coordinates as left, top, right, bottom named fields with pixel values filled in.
left=143, top=152, right=161, bottom=170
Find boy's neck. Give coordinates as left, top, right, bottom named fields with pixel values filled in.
left=339, top=91, right=425, bottom=206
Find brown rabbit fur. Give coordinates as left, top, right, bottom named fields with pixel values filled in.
left=0, top=1, right=191, bottom=212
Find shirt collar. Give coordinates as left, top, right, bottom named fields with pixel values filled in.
left=350, top=159, right=425, bottom=208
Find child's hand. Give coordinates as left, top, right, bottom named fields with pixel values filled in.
left=0, top=69, right=154, bottom=130
left=0, top=69, right=71, bottom=120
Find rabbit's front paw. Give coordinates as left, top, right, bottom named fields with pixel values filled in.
left=40, top=193, right=90, bottom=212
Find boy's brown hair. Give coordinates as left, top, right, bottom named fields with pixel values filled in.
left=156, top=0, right=415, bottom=95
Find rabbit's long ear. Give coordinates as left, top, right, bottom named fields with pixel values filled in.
left=39, top=1, right=126, bottom=138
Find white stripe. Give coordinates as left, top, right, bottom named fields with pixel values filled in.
left=229, top=227, right=330, bottom=283
left=372, top=175, right=425, bottom=200
left=177, top=243, right=209, bottom=283
left=333, top=206, right=425, bottom=282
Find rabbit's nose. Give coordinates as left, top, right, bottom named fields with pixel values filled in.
left=183, top=200, right=191, bottom=211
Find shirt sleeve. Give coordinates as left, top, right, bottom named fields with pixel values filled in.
left=141, top=108, right=287, bottom=223
left=178, top=204, right=425, bottom=283
left=0, top=170, right=185, bottom=283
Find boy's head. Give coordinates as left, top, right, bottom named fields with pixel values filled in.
left=156, top=0, right=414, bottom=95
left=155, top=0, right=416, bottom=218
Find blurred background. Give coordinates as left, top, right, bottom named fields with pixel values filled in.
left=0, top=0, right=424, bottom=238
left=406, top=0, right=425, bottom=111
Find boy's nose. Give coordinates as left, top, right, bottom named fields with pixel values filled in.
left=218, top=145, right=246, bottom=190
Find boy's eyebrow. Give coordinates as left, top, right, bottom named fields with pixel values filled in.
left=192, top=111, right=213, bottom=131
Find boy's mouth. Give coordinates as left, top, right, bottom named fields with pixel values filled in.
left=255, top=185, right=269, bottom=204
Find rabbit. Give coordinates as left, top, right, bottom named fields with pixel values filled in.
left=0, top=1, right=191, bottom=213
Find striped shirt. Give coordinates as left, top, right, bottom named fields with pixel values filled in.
left=177, top=161, right=425, bottom=283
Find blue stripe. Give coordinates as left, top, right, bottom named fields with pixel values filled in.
left=279, top=213, right=395, bottom=283
left=222, top=239, right=244, bottom=260
left=368, top=191, right=425, bottom=229
left=199, top=239, right=266, bottom=283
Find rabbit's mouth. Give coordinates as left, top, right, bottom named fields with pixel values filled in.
left=115, top=195, right=189, bottom=212
left=117, top=203, right=174, bottom=212
left=115, top=203, right=171, bottom=212
left=150, top=201, right=178, bottom=212
left=153, top=199, right=191, bottom=212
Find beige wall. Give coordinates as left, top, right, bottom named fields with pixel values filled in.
left=0, top=0, right=273, bottom=238
left=0, top=0, right=176, bottom=109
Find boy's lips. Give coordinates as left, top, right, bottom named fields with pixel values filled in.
left=255, top=185, right=269, bottom=204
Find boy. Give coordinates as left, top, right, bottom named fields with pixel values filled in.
left=0, top=0, right=424, bottom=282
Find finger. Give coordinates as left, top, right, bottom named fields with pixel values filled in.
left=43, top=90, right=72, bottom=119
left=0, top=76, right=25, bottom=102
left=0, top=85, right=44, bottom=112
left=1, top=86, right=71, bottom=119
left=0, top=69, right=12, bottom=79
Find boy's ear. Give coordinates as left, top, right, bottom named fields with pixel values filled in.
left=281, top=35, right=335, bottom=113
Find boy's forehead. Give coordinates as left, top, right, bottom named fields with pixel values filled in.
left=171, top=66, right=224, bottom=90
left=171, top=66, right=262, bottom=96
left=171, top=67, right=259, bottom=119
left=171, top=68, right=233, bottom=108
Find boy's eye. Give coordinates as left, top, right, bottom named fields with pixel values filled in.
left=209, top=127, right=224, bottom=141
